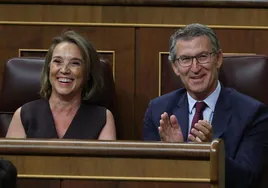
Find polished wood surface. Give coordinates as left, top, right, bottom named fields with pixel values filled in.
left=2, top=0, right=268, bottom=8
left=0, top=139, right=213, bottom=157
left=1, top=5, right=268, bottom=26
left=0, top=139, right=224, bottom=188
left=61, top=181, right=210, bottom=188
left=17, top=179, right=60, bottom=188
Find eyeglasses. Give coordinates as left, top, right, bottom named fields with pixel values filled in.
left=175, top=52, right=216, bottom=67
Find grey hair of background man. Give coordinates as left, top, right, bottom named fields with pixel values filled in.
left=168, top=23, right=220, bottom=63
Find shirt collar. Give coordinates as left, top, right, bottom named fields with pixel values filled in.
left=187, top=81, right=221, bottom=113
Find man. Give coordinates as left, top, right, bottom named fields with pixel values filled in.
left=143, top=23, right=268, bottom=188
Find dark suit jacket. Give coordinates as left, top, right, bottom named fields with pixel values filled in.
left=143, top=87, right=268, bottom=188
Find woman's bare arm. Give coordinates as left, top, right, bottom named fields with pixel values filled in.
left=98, top=109, right=116, bottom=140
left=6, top=107, right=26, bottom=138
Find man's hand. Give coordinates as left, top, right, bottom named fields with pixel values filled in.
left=158, top=112, right=184, bottom=142
left=188, top=120, right=213, bottom=142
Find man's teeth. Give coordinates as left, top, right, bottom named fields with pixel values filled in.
left=58, top=78, right=72, bottom=83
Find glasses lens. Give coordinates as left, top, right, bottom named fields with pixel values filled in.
left=179, top=57, right=192, bottom=67
left=197, top=53, right=210, bottom=64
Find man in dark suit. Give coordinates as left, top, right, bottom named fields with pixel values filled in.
left=143, top=23, right=268, bottom=188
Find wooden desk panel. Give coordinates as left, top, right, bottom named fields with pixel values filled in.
left=5, top=155, right=210, bottom=180
left=0, top=139, right=224, bottom=188
left=61, top=180, right=210, bottom=188
left=17, top=179, right=60, bottom=188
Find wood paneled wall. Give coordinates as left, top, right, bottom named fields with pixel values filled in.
left=3, top=0, right=268, bottom=8
left=1, top=5, right=268, bottom=26
left=0, top=1, right=268, bottom=140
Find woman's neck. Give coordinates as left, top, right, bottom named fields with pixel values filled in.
left=49, top=93, right=81, bottom=115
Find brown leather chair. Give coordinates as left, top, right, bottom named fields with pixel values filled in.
left=161, top=54, right=268, bottom=188
left=0, top=57, right=116, bottom=137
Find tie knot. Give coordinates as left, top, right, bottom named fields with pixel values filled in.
left=195, top=101, right=206, bottom=113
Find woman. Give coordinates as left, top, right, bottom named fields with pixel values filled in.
left=6, top=30, right=116, bottom=140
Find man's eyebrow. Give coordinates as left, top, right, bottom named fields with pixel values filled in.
left=196, top=51, right=210, bottom=55
left=180, top=51, right=210, bottom=57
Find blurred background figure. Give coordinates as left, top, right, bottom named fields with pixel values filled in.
left=0, top=159, right=17, bottom=188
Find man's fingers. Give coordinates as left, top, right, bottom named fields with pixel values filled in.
left=170, top=115, right=180, bottom=129
left=161, top=112, right=170, bottom=123
left=159, top=112, right=170, bottom=141
left=194, top=123, right=210, bottom=135
left=158, top=113, right=184, bottom=142
left=197, top=120, right=212, bottom=130
left=188, top=134, right=195, bottom=142
left=159, top=112, right=170, bottom=130
left=158, top=125, right=167, bottom=141
left=196, top=137, right=202, bottom=142
left=194, top=121, right=213, bottom=141
left=188, top=133, right=203, bottom=142
left=159, top=119, right=165, bottom=129
left=191, top=128, right=206, bottom=141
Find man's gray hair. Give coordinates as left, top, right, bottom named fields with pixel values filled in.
left=168, top=23, right=220, bottom=63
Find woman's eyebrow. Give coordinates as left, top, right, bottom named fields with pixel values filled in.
left=71, top=57, right=83, bottom=62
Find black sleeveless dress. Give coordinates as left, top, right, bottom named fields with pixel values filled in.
left=20, top=99, right=106, bottom=139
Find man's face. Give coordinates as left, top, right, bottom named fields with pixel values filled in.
left=172, top=36, right=223, bottom=100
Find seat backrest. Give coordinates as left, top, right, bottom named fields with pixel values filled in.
left=0, top=57, right=116, bottom=137
left=219, top=55, right=268, bottom=105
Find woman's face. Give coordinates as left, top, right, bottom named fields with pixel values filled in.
left=49, top=42, right=86, bottom=100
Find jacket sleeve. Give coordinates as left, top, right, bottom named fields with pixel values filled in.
left=225, top=104, right=268, bottom=188
left=143, top=101, right=161, bottom=141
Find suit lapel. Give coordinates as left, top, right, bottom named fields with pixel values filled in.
left=171, top=92, right=189, bottom=141
left=169, top=87, right=232, bottom=141
left=212, top=87, right=232, bottom=139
